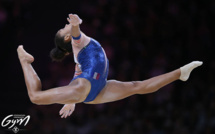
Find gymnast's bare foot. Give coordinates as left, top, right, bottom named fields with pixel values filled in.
left=17, top=45, right=34, bottom=64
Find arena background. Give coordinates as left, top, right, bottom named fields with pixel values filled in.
left=0, top=0, right=215, bottom=133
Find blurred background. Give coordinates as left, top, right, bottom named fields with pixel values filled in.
left=0, top=0, right=215, bottom=133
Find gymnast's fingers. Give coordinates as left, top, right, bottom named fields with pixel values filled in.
left=68, top=110, right=73, bottom=116
left=69, top=14, right=74, bottom=20
left=67, top=17, right=71, bottom=23
left=59, top=107, right=65, bottom=115
left=59, top=108, right=63, bottom=115
left=61, top=112, right=66, bottom=118
left=61, top=113, right=64, bottom=118
left=65, top=110, right=70, bottom=118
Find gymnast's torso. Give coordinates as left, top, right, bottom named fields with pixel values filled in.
left=70, top=33, right=109, bottom=102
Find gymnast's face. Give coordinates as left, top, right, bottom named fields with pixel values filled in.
left=58, top=24, right=72, bottom=42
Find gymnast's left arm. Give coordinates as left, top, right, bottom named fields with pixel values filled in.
left=59, top=103, right=76, bottom=118
left=59, top=63, right=84, bottom=118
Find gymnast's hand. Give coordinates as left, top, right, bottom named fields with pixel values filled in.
left=67, top=14, right=82, bottom=26
left=59, top=103, right=76, bottom=118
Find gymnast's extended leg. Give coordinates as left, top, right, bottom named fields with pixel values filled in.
left=87, top=61, right=203, bottom=104
left=17, top=45, right=91, bottom=105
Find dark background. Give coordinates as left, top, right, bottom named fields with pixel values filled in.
left=0, top=0, right=215, bottom=133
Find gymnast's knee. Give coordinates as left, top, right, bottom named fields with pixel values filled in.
left=131, top=81, right=144, bottom=94
left=29, top=92, right=43, bottom=105
left=131, top=80, right=156, bottom=94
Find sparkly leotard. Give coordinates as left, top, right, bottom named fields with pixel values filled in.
left=71, top=38, right=109, bottom=102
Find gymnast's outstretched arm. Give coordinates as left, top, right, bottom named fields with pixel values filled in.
left=67, top=14, right=91, bottom=47
left=67, top=14, right=81, bottom=38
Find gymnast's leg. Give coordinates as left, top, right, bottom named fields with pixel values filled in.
left=17, top=45, right=91, bottom=105
left=87, top=61, right=203, bottom=104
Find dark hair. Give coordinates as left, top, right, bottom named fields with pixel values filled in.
left=50, top=32, right=72, bottom=61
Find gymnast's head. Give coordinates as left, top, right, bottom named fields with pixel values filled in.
left=50, top=24, right=72, bottom=61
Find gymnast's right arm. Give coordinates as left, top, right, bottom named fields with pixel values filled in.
left=67, top=14, right=81, bottom=38
left=67, top=14, right=90, bottom=47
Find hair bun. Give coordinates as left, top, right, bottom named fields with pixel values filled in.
left=50, top=47, right=66, bottom=61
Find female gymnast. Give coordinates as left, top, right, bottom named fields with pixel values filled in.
left=17, top=14, right=203, bottom=118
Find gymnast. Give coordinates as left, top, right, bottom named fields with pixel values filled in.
left=17, top=13, right=203, bottom=118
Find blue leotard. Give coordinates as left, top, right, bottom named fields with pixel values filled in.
left=71, top=38, right=109, bottom=102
